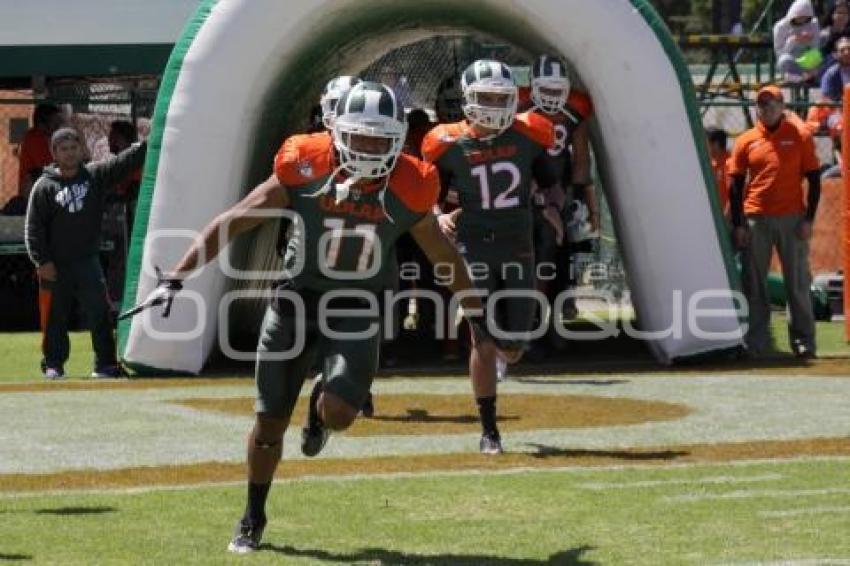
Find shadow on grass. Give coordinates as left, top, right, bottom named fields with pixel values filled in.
left=524, top=443, right=688, bottom=462
left=372, top=409, right=518, bottom=425
left=261, top=544, right=598, bottom=565
left=35, top=506, right=116, bottom=516
left=0, top=554, right=32, bottom=561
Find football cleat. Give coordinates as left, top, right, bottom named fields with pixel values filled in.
left=227, top=517, right=266, bottom=554
left=360, top=391, right=375, bottom=418
left=479, top=431, right=504, bottom=455
left=301, top=377, right=330, bottom=457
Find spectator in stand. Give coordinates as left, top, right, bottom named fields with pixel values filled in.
left=821, top=36, right=850, bottom=100
left=15, top=104, right=63, bottom=209
left=706, top=126, right=731, bottom=216
left=729, top=85, right=821, bottom=359
left=819, top=0, right=850, bottom=70
left=774, top=0, right=823, bottom=82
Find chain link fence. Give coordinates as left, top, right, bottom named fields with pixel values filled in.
left=1, top=40, right=844, bottom=332
left=0, top=79, right=157, bottom=330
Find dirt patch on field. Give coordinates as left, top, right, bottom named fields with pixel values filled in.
left=2, top=437, right=848, bottom=494
left=175, top=394, right=690, bottom=436
left=0, top=358, right=848, bottom=394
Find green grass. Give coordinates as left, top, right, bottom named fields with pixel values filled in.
left=0, top=332, right=96, bottom=382
left=1, top=459, right=848, bottom=564
left=0, top=314, right=848, bottom=383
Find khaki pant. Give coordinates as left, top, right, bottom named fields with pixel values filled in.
left=742, top=214, right=815, bottom=354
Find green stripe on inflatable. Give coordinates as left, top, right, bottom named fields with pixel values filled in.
left=118, top=0, right=219, bottom=369
left=629, top=0, right=741, bottom=301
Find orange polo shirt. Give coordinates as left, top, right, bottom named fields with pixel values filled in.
left=729, top=116, right=819, bottom=216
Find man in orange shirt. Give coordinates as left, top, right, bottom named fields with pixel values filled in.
left=729, top=85, right=821, bottom=358
left=18, top=104, right=63, bottom=202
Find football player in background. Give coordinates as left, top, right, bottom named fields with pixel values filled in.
left=526, top=54, right=599, bottom=357
left=422, top=60, right=560, bottom=454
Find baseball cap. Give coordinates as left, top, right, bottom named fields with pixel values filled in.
left=756, top=85, right=784, bottom=104
left=50, top=127, right=81, bottom=149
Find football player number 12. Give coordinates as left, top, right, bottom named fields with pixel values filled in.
left=471, top=161, right=521, bottom=210
left=323, top=218, right=377, bottom=271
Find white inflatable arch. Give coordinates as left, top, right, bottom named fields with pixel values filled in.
left=119, top=0, right=743, bottom=374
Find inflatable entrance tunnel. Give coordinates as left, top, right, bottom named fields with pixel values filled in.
left=119, top=0, right=743, bottom=373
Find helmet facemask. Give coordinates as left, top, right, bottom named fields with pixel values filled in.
left=531, top=76, right=571, bottom=115
left=462, top=80, right=518, bottom=133
left=332, top=112, right=407, bottom=180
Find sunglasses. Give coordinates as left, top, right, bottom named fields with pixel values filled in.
left=791, top=16, right=813, bottom=26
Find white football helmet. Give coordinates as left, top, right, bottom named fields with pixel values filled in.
left=320, top=75, right=362, bottom=129
left=332, top=81, right=408, bottom=179
left=460, top=60, right=517, bottom=133
left=531, top=55, right=571, bottom=115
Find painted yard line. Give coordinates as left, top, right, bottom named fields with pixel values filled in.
left=759, top=505, right=850, bottom=518
left=577, top=473, right=783, bottom=490
left=666, top=487, right=850, bottom=502
left=1, top=456, right=847, bottom=500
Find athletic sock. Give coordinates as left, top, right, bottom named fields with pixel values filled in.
left=476, top=395, right=499, bottom=438
left=244, top=482, right=271, bottom=525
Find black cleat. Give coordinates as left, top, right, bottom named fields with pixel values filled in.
left=227, top=517, right=266, bottom=554
left=360, top=391, right=374, bottom=418
left=793, top=345, right=816, bottom=359
left=301, top=377, right=330, bottom=457
left=479, top=431, right=504, bottom=455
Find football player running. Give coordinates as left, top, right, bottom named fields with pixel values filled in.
left=310, top=75, right=376, bottom=419
left=140, top=82, right=493, bottom=553
left=527, top=54, right=598, bottom=327
left=422, top=60, right=560, bottom=455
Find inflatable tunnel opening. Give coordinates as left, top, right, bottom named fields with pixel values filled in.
left=120, top=0, right=743, bottom=374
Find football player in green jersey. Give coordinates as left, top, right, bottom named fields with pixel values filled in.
left=422, top=60, right=562, bottom=455
left=137, top=82, right=492, bottom=553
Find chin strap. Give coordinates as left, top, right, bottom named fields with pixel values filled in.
left=303, top=166, right=395, bottom=223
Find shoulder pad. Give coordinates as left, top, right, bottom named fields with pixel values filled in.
left=388, top=153, right=440, bottom=213
left=512, top=112, right=555, bottom=149
left=273, top=132, right=333, bottom=187
left=421, top=122, right=467, bottom=163
left=566, top=90, right=594, bottom=120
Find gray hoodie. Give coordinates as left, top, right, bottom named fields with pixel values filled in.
left=774, top=0, right=820, bottom=59
left=25, top=142, right=146, bottom=266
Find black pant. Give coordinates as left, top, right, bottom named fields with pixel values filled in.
left=41, top=256, right=116, bottom=369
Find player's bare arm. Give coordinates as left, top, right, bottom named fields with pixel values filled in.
left=171, top=174, right=289, bottom=277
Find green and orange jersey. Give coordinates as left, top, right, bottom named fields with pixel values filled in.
left=273, top=131, right=439, bottom=292
left=530, top=89, right=594, bottom=186
left=729, top=116, right=820, bottom=216
left=421, top=111, right=555, bottom=235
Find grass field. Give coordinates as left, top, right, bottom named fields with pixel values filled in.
left=1, top=321, right=849, bottom=565
left=3, top=459, right=849, bottom=565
